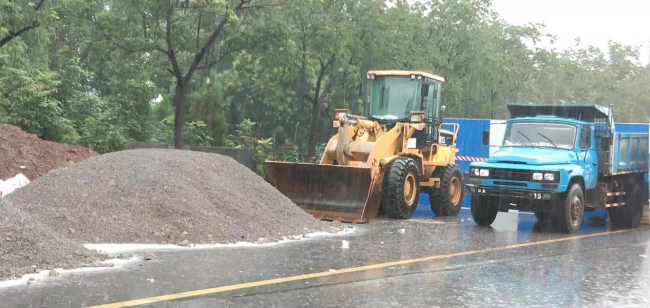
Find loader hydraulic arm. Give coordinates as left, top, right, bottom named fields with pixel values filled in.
left=336, top=115, right=351, bottom=165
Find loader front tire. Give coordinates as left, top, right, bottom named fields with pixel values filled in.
left=382, top=157, right=420, bottom=219
left=430, top=163, right=464, bottom=216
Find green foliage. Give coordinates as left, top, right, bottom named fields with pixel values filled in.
left=0, top=67, right=78, bottom=142
left=281, top=146, right=303, bottom=163
left=184, top=121, right=215, bottom=146
left=253, top=138, right=274, bottom=176
left=188, top=75, right=228, bottom=146
left=226, top=119, right=273, bottom=176
left=1, top=0, right=649, bottom=159
left=155, top=116, right=215, bottom=147
left=79, top=107, right=132, bottom=154
left=226, top=119, right=257, bottom=149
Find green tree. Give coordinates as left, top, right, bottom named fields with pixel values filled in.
left=93, top=0, right=269, bottom=149
left=0, top=0, right=57, bottom=49
left=188, top=72, right=228, bottom=145
left=0, top=67, right=78, bottom=142
left=226, top=119, right=273, bottom=175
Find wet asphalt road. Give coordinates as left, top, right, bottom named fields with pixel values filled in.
left=1, top=204, right=649, bottom=308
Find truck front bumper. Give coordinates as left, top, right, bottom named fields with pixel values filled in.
left=466, top=184, right=559, bottom=212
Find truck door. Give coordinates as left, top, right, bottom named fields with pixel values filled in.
left=579, top=125, right=598, bottom=189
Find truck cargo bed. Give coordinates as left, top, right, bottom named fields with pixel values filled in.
left=611, top=132, right=649, bottom=174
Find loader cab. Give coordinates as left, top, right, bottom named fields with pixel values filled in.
left=367, top=71, right=445, bottom=148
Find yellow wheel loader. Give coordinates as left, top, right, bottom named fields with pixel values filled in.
left=265, top=70, right=464, bottom=223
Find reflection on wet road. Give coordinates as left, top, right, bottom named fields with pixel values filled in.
left=1, top=204, right=649, bottom=308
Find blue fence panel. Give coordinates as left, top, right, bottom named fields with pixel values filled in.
left=419, top=118, right=490, bottom=208
left=444, top=118, right=491, bottom=173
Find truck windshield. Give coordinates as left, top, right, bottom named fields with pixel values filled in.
left=503, top=122, right=576, bottom=150
left=369, top=76, right=421, bottom=120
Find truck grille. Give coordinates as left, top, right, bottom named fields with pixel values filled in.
left=488, top=168, right=531, bottom=182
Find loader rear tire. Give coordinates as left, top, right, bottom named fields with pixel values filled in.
left=382, top=157, right=420, bottom=219
left=430, top=163, right=464, bottom=216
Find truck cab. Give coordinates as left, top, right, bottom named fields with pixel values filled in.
left=467, top=104, right=648, bottom=233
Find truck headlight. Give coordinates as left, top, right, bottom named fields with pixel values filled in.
left=471, top=168, right=480, bottom=177
left=532, top=172, right=543, bottom=181
left=479, top=169, right=490, bottom=177
left=544, top=173, right=555, bottom=181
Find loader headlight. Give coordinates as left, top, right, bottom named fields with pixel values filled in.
left=543, top=173, right=555, bottom=181
left=334, top=109, right=348, bottom=120
left=479, top=169, right=490, bottom=177
left=410, top=114, right=423, bottom=122
left=532, top=172, right=543, bottom=181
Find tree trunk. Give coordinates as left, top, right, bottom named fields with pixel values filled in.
left=173, top=81, right=188, bottom=149
left=307, top=100, right=322, bottom=159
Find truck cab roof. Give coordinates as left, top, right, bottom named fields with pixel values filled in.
left=507, top=103, right=612, bottom=125
left=508, top=115, right=591, bottom=126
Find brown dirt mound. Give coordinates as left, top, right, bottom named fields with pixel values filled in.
left=0, top=124, right=96, bottom=180
left=8, top=149, right=339, bottom=245
left=0, top=199, right=106, bottom=281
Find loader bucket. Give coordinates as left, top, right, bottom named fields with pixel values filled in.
left=265, top=162, right=381, bottom=223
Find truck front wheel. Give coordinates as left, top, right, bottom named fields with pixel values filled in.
left=471, top=194, right=498, bottom=226
left=557, top=183, right=584, bottom=233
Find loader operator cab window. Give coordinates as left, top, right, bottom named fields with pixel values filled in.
left=369, top=76, right=421, bottom=121
left=427, top=82, right=441, bottom=144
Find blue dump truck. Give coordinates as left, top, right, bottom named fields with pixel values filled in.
left=467, top=104, right=649, bottom=233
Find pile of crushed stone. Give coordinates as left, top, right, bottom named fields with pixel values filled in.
left=8, top=149, right=339, bottom=245
left=0, top=124, right=96, bottom=180
left=0, top=199, right=106, bottom=281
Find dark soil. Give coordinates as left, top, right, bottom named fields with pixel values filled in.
left=0, top=199, right=106, bottom=281
left=8, top=149, right=339, bottom=245
left=0, top=124, right=96, bottom=180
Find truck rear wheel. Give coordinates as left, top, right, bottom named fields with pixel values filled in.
left=382, top=157, right=420, bottom=219
left=557, top=183, right=584, bottom=233
left=430, top=163, right=464, bottom=216
left=471, top=194, right=498, bottom=226
left=608, top=183, right=643, bottom=229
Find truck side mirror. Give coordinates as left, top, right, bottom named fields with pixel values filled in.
left=482, top=130, right=489, bottom=145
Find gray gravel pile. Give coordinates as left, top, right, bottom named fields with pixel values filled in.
left=0, top=199, right=106, bottom=280
left=8, top=149, right=339, bottom=245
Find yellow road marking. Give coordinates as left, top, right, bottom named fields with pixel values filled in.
left=88, top=228, right=641, bottom=308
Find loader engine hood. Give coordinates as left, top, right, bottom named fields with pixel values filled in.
left=488, top=147, right=576, bottom=165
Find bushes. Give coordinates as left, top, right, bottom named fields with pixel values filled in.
left=226, top=119, right=274, bottom=176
